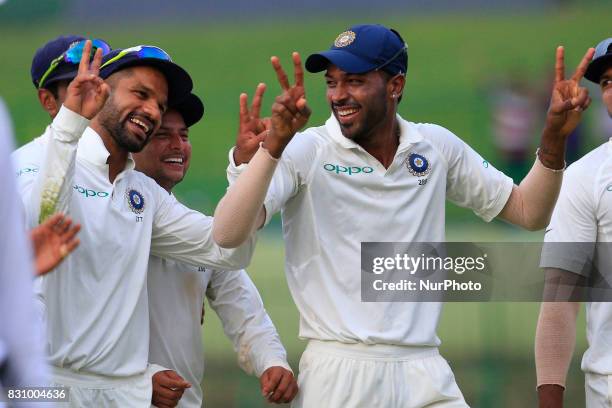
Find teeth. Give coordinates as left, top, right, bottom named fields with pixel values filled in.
left=337, top=108, right=358, bottom=117
left=164, top=158, right=183, bottom=164
left=130, top=117, right=150, bottom=133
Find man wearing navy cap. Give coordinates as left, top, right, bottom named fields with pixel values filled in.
left=15, top=42, right=256, bottom=407
left=135, top=95, right=296, bottom=407
left=213, top=24, right=594, bottom=406
left=536, top=38, right=612, bottom=408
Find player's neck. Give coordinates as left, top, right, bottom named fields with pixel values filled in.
left=90, top=122, right=130, bottom=183
left=358, top=118, right=400, bottom=169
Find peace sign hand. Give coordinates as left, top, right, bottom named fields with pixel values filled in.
left=263, top=52, right=311, bottom=159
left=234, top=83, right=271, bottom=165
left=546, top=46, right=595, bottom=138
left=63, top=40, right=110, bottom=120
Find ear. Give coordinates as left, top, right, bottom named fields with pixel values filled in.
left=37, top=89, right=59, bottom=118
left=387, top=74, right=406, bottom=100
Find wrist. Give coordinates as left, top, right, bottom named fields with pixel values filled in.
left=262, top=136, right=287, bottom=159
left=537, top=384, right=564, bottom=408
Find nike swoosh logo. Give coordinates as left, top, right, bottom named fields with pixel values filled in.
left=545, top=228, right=553, bottom=234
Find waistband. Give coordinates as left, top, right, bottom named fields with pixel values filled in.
left=51, top=365, right=154, bottom=389
left=305, top=340, right=439, bottom=361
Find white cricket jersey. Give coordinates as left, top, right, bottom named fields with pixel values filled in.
left=147, top=256, right=290, bottom=408
left=541, top=140, right=612, bottom=376
left=11, top=106, right=255, bottom=377
left=228, top=114, right=513, bottom=347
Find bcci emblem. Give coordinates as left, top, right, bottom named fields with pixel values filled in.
left=405, top=153, right=430, bottom=177
left=334, top=31, right=356, bottom=48
left=126, top=189, right=145, bottom=214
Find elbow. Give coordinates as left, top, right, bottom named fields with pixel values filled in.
left=212, top=222, right=248, bottom=249
left=523, top=218, right=548, bottom=232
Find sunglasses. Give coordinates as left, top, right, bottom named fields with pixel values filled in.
left=38, top=39, right=111, bottom=89
left=100, top=45, right=172, bottom=70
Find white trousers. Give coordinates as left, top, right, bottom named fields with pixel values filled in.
left=586, top=373, right=612, bottom=407
left=51, top=365, right=157, bottom=408
left=292, top=340, right=469, bottom=408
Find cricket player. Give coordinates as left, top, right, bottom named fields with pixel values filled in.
left=134, top=94, right=296, bottom=407
left=13, top=42, right=256, bottom=406
left=212, top=24, right=594, bottom=407
left=536, top=38, right=612, bottom=408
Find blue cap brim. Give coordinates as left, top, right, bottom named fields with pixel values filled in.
left=585, top=54, right=612, bottom=83
left=306, top=50, right=376, bottom=74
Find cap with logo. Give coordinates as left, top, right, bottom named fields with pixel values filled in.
left=306, top=24, right=408, bottom=76
left=585, top=38, right=612, bottom=84
left=99, top=46, right=193, bottom=105
left=31, top=35, right=111, bottom=89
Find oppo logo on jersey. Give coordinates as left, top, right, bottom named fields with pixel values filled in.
left=73, top=184, right=109, bottom=198
left=323, top=163, right=374, bottom=175
left=16, top=166, right=39, bottom=177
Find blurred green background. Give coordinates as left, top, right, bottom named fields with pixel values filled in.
left=1, top=2, right=610, bottom=406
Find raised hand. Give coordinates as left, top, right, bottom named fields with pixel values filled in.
left=63, top=40, right=110, bottom=119
left=263, top=52, right=311, bottom=158
left=30, top=213, right=80, bottom=276
left=546, top=46, right=595, bottom=138
left=234, top=83, right=270, bottom=165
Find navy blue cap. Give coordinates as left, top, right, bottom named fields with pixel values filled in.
left=31, top=35, right=85, bottom=89
left=99, top=46, right=193, bottom=105
left=585, top=38, right=612, bottom=83
left=306, top=24, right=407, bottom=75
left=171, top=93, right=204, bottom=128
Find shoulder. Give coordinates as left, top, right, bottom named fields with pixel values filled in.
left=411, top=122, right=465, bottom=151
left=564, top=142, right=611, bottom=188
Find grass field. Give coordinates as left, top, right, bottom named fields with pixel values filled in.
left=1, top=6, right=607, bottom=406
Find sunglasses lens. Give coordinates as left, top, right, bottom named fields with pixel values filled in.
left=137, top=46, right=171, bottom=61
left=64, top=39, right=112, bottom=64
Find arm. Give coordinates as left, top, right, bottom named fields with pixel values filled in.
left=207, top=269, right=297, bottom=403
left=213, top=52, right=311, bottom=248
left=535, top=298, right=580, bottom=408
left=498, top=46, right=594, bottom=230
left=26, top=42, right=109, bottom=224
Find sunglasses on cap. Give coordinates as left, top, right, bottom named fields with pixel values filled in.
left=100, top=45, right=172, bottom=70
left=38, top=38, right=111, bottom=89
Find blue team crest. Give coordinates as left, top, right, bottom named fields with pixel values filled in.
left=126, top=189, right=145, bottom=214
left=405, top=152, right=430, bottom=177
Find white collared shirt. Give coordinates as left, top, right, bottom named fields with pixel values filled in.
left=148, top=257, right=290, bottom=408
left=228, top=115, right=513, bottom=347
left=541, top=140, right=612, bottom=375
left=11, top=106, right=256, bottom=377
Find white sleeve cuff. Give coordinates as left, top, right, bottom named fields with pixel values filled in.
left=51, top=105, right=90, bottom=142
left=227, top=147, right=248, bottom=185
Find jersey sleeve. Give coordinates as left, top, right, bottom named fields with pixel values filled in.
left=540, top=163, right=597, bottom=276
left=425, top=124, right=514, bottom=222
left=150, top=189, right=256, bottom=271
left=206, top=269, right=291, bottom=376
left=20, top=106, right=89, bottom=226
left=226, top=131, right=319, bottom=226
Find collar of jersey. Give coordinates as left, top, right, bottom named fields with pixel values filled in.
left=325, top=114, right=423, bottom=152
left=78, top=127, right=135, bottom=171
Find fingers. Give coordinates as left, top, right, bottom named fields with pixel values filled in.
left=251, top=83, right=266, bottom=119
left=279, top=377, right=299, bottom=403
left=571, top=87, right=589, bottom=111
left=292, top=52, right=304, bottom=88
left=571, top=47, right=596, bottom=82
left=271, top=56, right=291, bottom=91
left=164, top=370, right=191, bottom=389
left=260, top=368, right=282, bottom=397
left=78, top=40, right=92, bottom=75
left=90, top=47, right=104, bottom=75
left=268, top=371, right=294, bottom=403
left=239, top=93, right=249, bottom=119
